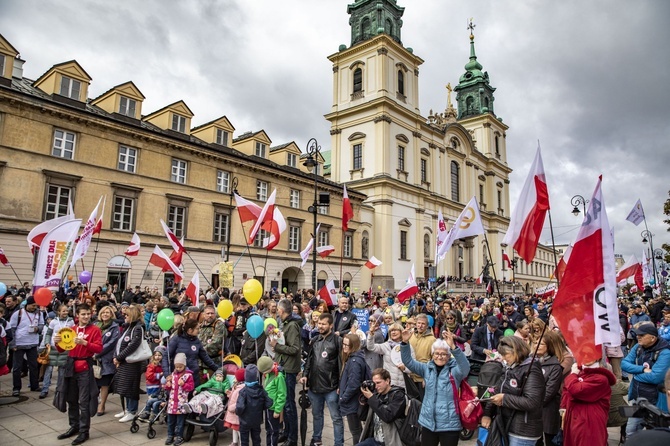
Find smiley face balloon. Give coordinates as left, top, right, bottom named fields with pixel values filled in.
left=57, top=327, right=76, bottom=351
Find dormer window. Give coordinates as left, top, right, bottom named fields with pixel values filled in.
left=255, top=142, right=267, bottom=158
left=287, top=153, right=297, bottom=168
left=118, top=96, right=136, bottom=118
left=59, top=76, right=81, bottom=100
left=216, top=129, right=229, bottom=146
left=172, top=113, right=186, bottom=133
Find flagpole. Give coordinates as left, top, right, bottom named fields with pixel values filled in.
left=235, top=209, right=256, bottom=282
left=547, top=210, right=561, bottom=288
left=339, top=229, right=344, bottom=291
left=89, top=231, right=103, bottom=288
left=151, top=271, right=163, bottom=289
left=348, top=264, right=366, bottom=284
left=233, top=247, right=249, bottom=268
left=7, top=264, right=23, bottom=285
left=482, top=233, right=503, bottom=299
left=137, top=258, right=152, bottom=289
left=184, top=252, right=213, bottom=288
left=262, top=215, right=277, bottom=293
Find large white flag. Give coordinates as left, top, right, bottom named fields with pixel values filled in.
left=437, top=197, right=485, bottom=258
left=642, top=249, right=653, bottom=284
left=33, top=219, right=82, bottom=290
left=300, top=237, right=314, bottom=268
left=70, top=196, right=104, bottom=268
left=435, top=211, right=449, bottom=265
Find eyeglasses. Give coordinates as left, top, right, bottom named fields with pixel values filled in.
left=446, top=317, right=455, bottom=320
left=433, top=352, right=449, bottom=357
left=342, top=343, right=350, bottom=348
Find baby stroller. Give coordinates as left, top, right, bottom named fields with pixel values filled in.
left=130, top=388, right=168, bottom=439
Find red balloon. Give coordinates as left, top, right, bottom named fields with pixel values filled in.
left=34, top=288, right=52, bottom=306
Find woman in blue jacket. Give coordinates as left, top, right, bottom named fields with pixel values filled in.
left=162, top=319, right=220, bottom=387
left=400, top=327, right=470, bottom=446
left=339, top=333, right=370, bottom=445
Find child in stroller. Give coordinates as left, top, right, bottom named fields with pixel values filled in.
left=183, top=369, right=231, bottom=418
left=138, top=387, right=168, bottom=423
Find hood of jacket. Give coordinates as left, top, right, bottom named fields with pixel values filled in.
left=581, top=366, right=617, bottom=386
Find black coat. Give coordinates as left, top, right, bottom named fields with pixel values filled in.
left=539, top=355, right=564, bottom=435
left=339, top=350, right=370, bottom=416
left=113, top=322, right=143, bottom=400
left=470, top=325, right=503, bottom=361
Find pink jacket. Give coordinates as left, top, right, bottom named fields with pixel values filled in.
left=165, top=368, right=195, bottom=415
left=224, top=382, right=243, bottom=426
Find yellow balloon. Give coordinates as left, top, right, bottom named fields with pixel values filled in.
left=377, top=285, right=382, bottom=290
left=57, top=327, right=76, bottom=351
left=217, top=299, right=233, bottom=319
left=242, top=279, right=263, bottom=305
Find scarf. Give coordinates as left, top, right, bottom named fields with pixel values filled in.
left=446, top=320, right=458, bottom=331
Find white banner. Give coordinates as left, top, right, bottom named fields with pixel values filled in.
left=33, top=219, right=82, bottom=290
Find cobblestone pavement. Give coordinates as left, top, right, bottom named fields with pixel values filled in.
left=0, top=373, right=622, bottom=446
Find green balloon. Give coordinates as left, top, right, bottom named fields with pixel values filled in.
left=504, top=328, right=515, bottom=337
left=157, top=309, right=175, bottom=331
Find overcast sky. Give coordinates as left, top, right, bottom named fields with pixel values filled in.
left=2, top=0, right=668, bottom=263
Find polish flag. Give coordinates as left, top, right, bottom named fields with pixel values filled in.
left=475, top=273, right=483, bottom=284
left=318, top=280, right=338, bottom=306
left=234, top=193, right=262, bottom=224
left=502, top=251, right=512, bottom=269
left=486, top=281, right=493, bottom=295
left=149, top=245, right=183, bottom=283
left=615, top=255, right=642, bottom=284
left=551, top=244, right=572, bottom=282
left=70, top=196, right=104, bottom=268
left=92, top=196, right=105, bottom=235
left=397, top=264, right=418, bottom=303
left=552, top=177, right=619, bottom=365
left=27, top=214, right=75, bottom=254
left=248, top=189, right=276, bottom=245
left=364, top=256, right=382, bottom=269
left=160, top=219, right=186, bottom=253
left=317, top=245, right=335, bottom=258
left=260, top=207, right=287, bottom=251
left=502, top=145, right=550, bottom=263
left=124, top=233, right=141, bottom=256
left=0, top=247, right=10, bottom=266
left=185, top=272, right=200, bottom=306
left=342, top=185, right=354, bottom=231
left=300, top=237, right=314, bottom=268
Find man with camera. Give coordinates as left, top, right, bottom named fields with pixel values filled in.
left=623, top=368, right=670, bottom=444
left=622, top=322, right=670, bottom=437
left=358, top=368, right=407, bottom=446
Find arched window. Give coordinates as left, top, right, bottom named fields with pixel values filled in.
left=466, top=96, right=474, bottom=114
left=353, top=68, right=363, bottom=93
left=361, top=231, right=369, bottom=259
left=495, top=135, right=500, bottom=155
left=451, top=161, right=460, bottom=202
left=361, top=18, right=371, bottom=40
left=484, top=97, right=490, bottom=109
left=397, top=70, right=404, bottom=95
left=385, top=19, right=393, bottom=35
left=423, top=234, right=430, bottom=260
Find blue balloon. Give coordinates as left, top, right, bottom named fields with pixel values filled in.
left=246, top=314, right=264, bottom=339
left=427, top=314, right=434, bottom=328
left=649, top=279, right=656, bottom=285
left=0, top=282, right=6, bottom=296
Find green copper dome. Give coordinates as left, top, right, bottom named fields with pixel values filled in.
left=347, top=0, right=404, bottom=46
left=454, top=26, right=496, bottom=119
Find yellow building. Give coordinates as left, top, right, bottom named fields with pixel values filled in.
left=0, top=33, right=365, bottom=294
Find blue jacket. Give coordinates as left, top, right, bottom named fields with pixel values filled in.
left=96, top=321, right=120, bottom=376
left=401, top=342, right=470, bottom=432
left=622, top=338, right=670, bottom=405
left=658, top=324, right=670, bottom=343
left=163, top=333, right=220, bottom=387
left=339, top=350, right=370, bottom=416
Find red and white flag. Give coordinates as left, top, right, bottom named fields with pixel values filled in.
left=502, top=251, right=512, bottom=269
left=168, top=236, right=185, bottom=268
left=92, top=196, right=105, bottom=235
left=149, top=245, right=183, bottom=283
left=300, top=237, right=314, bottom=268
left=234, top=193, right=262, bottom=224
left=318, top=280, right=338, bottom=306
left=185, top=271, right=200, bottom=306
left=397, top=264, right=418, bottom=303
left=436, top=197, right=485, bottom=258
left=502, top=145, right=550, bottom=263
left=552, top=177, right=619, bottom=365
left=317, top=245, right=335, bottom=258
left=248, top=189, right=276, bottom=245
left=160, top=219, right=186, bottom=253
left=552, top=244, right=572, bottom=283
left=486, top=281, right=493, bottom=295
left=625, top=199, right=645, bottom=226
left=33, top=219, right=82, bottom=290
left=435, top=211, right=448, bottom=265
left=342, top=184, right=354, bottom=231
left=475, top=273, right=483, bottom=284
left=0, top=247, right=10, bottom=266
left=70, top=196, right=104, bottom=268
left=124, top=233, right=141, bottom=257
left=616, top=255, right=641, bottom=284
left=27, top=214, right=75, bottom=254
left=259, top=207, right=287, bottom=250
left=364, top=256, right=382, bottom=269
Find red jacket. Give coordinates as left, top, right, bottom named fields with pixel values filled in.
left=560, top=367, right=616, bottom=446
left=56, top=324, right=103, bottom=373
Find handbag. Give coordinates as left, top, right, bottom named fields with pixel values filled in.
left=118, top=326, right=152, bottom=363
left=37, top=344, right=51, bottom=365
left=449, top=373, right=483, bottom=430
left=92, top=359, right=102, bottom=379
left=396, top=394, right=422, bottom=446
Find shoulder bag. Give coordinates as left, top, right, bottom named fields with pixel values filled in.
left=123, top=325, right=152, bottom=363
left=449, top=372, right=483, bottom=430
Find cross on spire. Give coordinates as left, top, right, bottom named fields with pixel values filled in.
left=468, top=18, right=476, bottom=40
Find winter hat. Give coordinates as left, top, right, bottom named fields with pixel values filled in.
left=234, top=368, right=246, bottom=383
left=174, top=352, right=187, bottom=366
left=25, top=296, right=36, bottom=305
left=244, top=364, right=260, bottom=383
left=47, top=311, right=56, bottom=319
left=214, top=369, right=225, bottom=378
left=153, top=346, right=165, bottom=357
left=257, top=356, right=274, bottom=374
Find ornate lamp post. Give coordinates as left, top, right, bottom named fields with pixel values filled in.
left=226, top=176, right=239, bottom=262
left=641, top=230, right=659, bottom=288
left=654, top=248, right=666, bottom=296
left=570, top=194, right=589, bottom=217
left=303, top=138, right=320, bottom=290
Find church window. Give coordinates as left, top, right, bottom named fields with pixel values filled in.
left=479, top=184, right=485, bottom=206
left=353, top=68, right=363, bottom=93
left=397, top=70, right=404, bottom=95
left=484, top=97, right=490, bottom=109
left=361, top=231, right=369, bottom=259
left=361, top=18, right=371, bottom=40
left=495, top=136, right=500, bottom=155
left=400, top=230, right=407, bottom=260
left=385, top=19, right=394, bottom=36
left=421, top=159, right=428, bottom=183
left=398, top=146, right=405, bottom=171
left=353, top=144, right=362, bottom=170
left=451, top=161, right=460, bottom=202
left=424, top=234, right=430, bottom=260
left=466, top=96, right=475, bottom=114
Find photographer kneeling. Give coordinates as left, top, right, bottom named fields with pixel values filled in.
left=357, top=368, right=407, bottom=446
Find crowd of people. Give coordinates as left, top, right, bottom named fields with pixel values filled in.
left=1, top=281, right=670, bottom=446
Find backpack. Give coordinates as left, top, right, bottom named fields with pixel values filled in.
left=396, top=395, right=422, bottom=446
left=477, top=361, right=504, bottom=397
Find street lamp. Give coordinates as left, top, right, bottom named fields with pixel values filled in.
left=570, top=194, right=589, bottom=217
left=641, top=229, right=659, bottom=287
left=303, top=138, right=320, bottom=290
left=226, top=176, right=239, bottom=263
